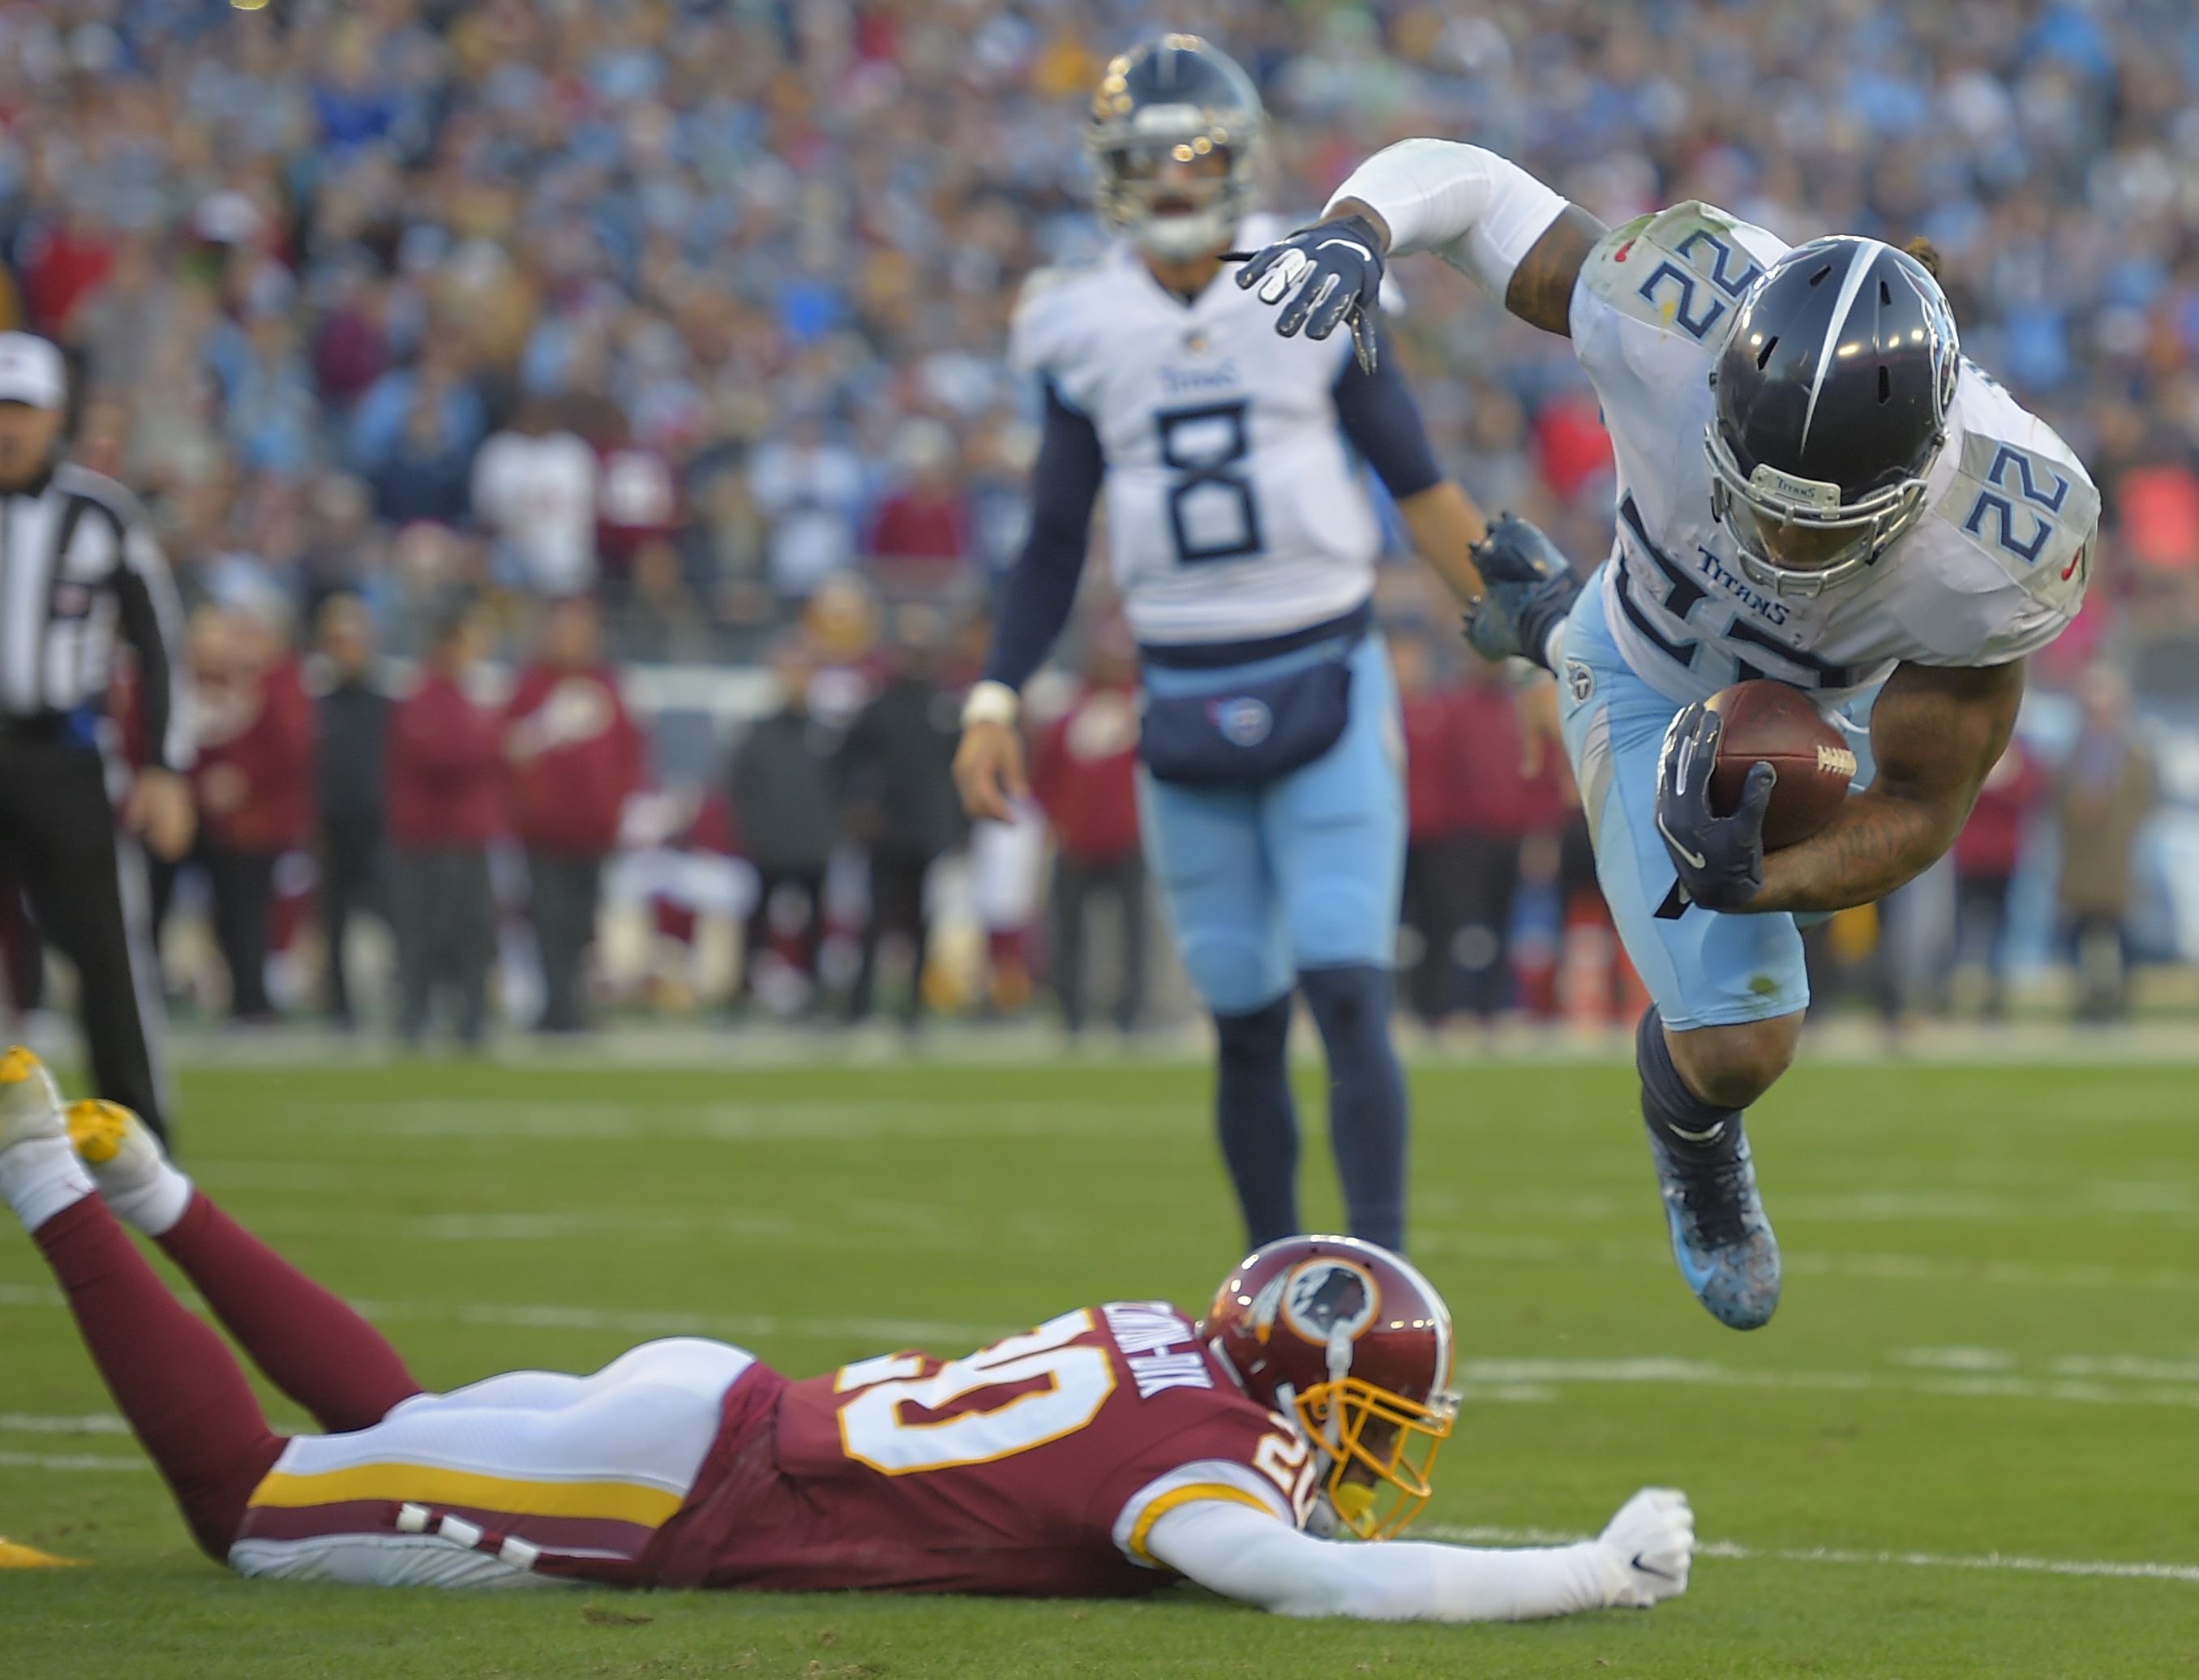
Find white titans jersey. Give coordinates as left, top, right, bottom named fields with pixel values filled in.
left=1013, top=218, right=1381, bottom=647
left=1569, top=201, right=2098, bottom=705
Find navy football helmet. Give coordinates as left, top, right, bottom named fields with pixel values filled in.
left=1705, top=236, right=1960, bottom=596
left=1087, top=34, right=1264, bottom=264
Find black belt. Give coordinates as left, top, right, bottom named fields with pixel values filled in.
left=1138, top=601, right=1374, bottom=671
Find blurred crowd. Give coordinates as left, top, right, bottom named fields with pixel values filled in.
left=0, top=0, right=2190, bottom=1034
left=36, top=572, right=2146, bottom=1042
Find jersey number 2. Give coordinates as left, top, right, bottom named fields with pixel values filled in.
left=836, top=1309, right=1117, bottom=1475
left=1963, top=444, right=2069, bottom=566
left=1155, top=402, right=1262, bottom=564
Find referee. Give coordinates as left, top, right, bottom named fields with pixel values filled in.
left=0, top=331, right=191, bottom=1141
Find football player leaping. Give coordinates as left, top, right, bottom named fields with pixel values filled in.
left=0, top=1055, right=1691, bottom=1613
left=1237, top=143, right=2098, bottom=1331
left=955, top=37, right=1495, bottom=1257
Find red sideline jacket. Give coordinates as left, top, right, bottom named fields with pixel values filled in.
left=1431, top=681, right=1571, bottom=841
left=1401, top=687, right=1468, bottom=842
left=190, top=658, right=315, bottom=854
left=503, top=662, right=647, bottom=856
left=1953, top=739, right=2044, bottom=881
left=1030, top=684, right=1140, bottom=865
left=388, top=670, right=503, bottom=849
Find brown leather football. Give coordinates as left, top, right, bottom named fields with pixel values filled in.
left=1705, top=680, right=1858, bottom=851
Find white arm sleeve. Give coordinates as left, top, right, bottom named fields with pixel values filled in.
left=1322, top=139, right=1570, bottom=295
left=1144, top=1500, right=1618, bottom=1622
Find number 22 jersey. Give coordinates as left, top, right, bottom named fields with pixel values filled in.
left=643, top=1302, right=1310, bottom=1596
left=1572, top=200, right=2099, bottom=705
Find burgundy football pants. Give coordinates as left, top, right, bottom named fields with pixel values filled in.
left=32, top=1192, right=422, bottom=1558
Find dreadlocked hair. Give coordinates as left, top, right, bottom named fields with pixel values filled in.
left=1902, top=236, right=1944, bottom=281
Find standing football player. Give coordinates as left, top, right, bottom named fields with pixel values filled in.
left=0, top=1055, right=1694, bottom=1613
left=954, top=37, right=1492, bottom=1255
left=1237, top=141, right=2097, bottom=1330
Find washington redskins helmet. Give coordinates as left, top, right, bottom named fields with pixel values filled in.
left=1202, top=1235, right=1457, bottom=1541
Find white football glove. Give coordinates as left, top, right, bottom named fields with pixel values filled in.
left=1593, top=1487, right=1695, bottom=1608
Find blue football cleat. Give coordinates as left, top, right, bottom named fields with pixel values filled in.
left=1644, top=1119, right=1781, bottom=1331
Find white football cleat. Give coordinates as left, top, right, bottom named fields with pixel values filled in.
left=66, top=1099, right=163, bottom=1189
left=0, top=1046, right=66, bottom=1155
left=66, top=1099, right=193, bottom=1235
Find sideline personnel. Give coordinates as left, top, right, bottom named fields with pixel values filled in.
left=0, top=332, right=191, bottom=1138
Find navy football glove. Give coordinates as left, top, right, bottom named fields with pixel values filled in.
left=1655, top=701, right=1775, bottom=913
left=1234, top=213, right=1386, bottom=372
left=1461, top=513, right=1584, bottom=671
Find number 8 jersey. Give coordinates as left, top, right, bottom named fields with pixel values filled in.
left=1012, top=217, right=1408, bottom=649
left=1575, top=201, right=2099, bottom=705
left=646, top=1301, right=1313, bottom=1596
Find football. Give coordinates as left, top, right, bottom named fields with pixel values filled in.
left=1704, top=679, right=1858, bottom=851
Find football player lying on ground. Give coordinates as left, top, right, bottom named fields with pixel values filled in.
left=0, top=1050, right=1692, bottom=1615
left=1235, top=138, right=2098, bottom=1333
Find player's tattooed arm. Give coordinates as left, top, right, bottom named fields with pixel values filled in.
left=1501, top=206, right=1608, bottom=338
left=1751, top=659, right=2025, bottom=915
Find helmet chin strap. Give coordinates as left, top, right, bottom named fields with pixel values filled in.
left=1326, top=1326, right=1354, bottom=1386
left=1318, top=1327, right=1353, bottom=1456
left=1207, top=1335, right=1246, bottom=1394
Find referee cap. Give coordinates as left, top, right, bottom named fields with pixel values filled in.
left=0, top=333, right=66, bottom=410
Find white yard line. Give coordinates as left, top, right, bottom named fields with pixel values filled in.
left=1451, top=1356, right=2199, bottom=1411
left=323, top=1099, right=1184, bottom=1143
left=1418, top=1232, right=2199, bottom=1296
left=0, top=1450, right=145, bottom=1472
left=0, top=1412, right=128, bottom=1434
left=1422, top=1525, right=2199, bottom=1585
left=0, top=1276, right=995, bottom=1342
left=2, top=1453, right=2191, bottom=1591
left=10, top=1273, right=2199, bottom=1392
left=229, top=1198, right=1084, bottom=1252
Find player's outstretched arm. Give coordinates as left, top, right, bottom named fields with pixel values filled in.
left=1750, top=659, right=2025, bottom=915
left=1145, top=1488, right=1693, bottom=1622
left=1239, top=140, right=1607, bottom=345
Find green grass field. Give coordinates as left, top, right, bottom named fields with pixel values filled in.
left=4, top=1052, right=2197, bottom=1678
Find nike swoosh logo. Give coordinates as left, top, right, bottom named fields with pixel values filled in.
left=1631, top=1552, right=1680, bottom=1582
left=1669, top=1121, right=1727, bottom=1144
left=1657, top=812, right=1708, bottom=872
left=1314, top=238, right=1373, bottom=259
left=1664, top=1205, right=1721, bottom=1290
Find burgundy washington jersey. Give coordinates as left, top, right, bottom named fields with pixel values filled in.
left=645, top=1302, right=1316, bottom=1595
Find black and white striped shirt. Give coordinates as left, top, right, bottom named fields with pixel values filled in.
left=0, top=462, right=189, bottom=770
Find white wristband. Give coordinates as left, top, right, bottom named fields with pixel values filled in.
left=960, top=680, right=1020, bottom=729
